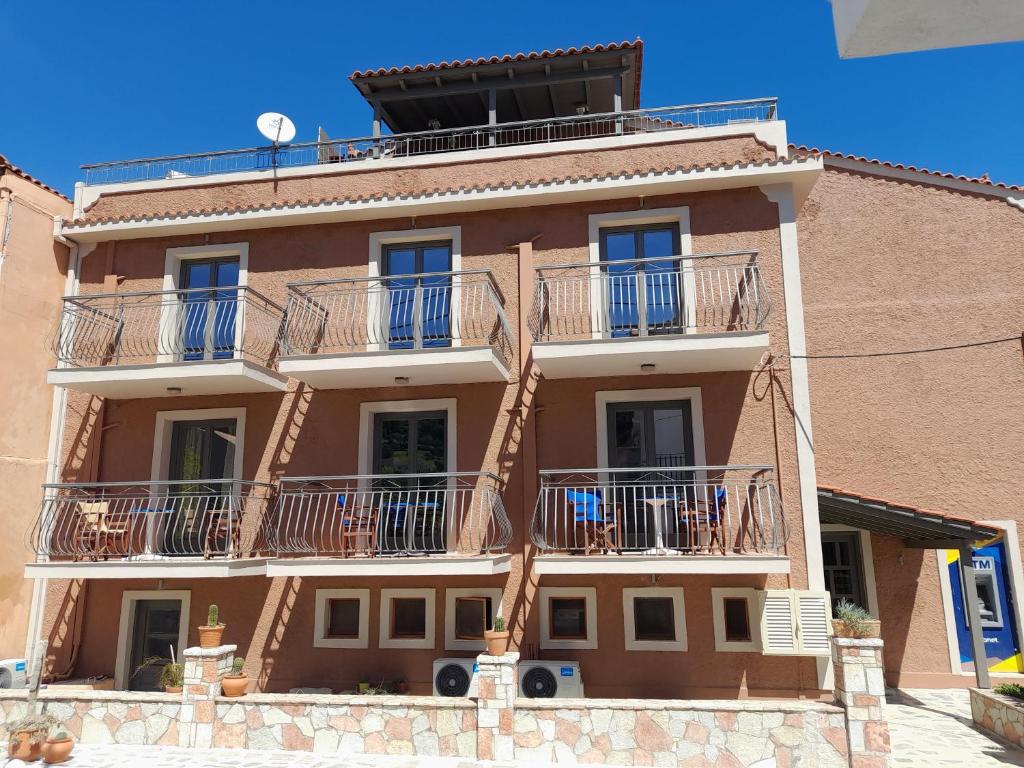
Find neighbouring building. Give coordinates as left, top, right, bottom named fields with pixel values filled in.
left=0, top=156, right=71, bottom=665
left=16, top=39, right=1023, bottom=704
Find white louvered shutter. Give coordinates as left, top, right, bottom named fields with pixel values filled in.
left=795, top=591, right=832, bottom=656
left=760, top=590, right=797, bottom=655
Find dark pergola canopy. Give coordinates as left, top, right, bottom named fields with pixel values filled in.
left=349, top=41, right=643, bottom=134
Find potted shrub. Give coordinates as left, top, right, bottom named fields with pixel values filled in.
left=484, top=616, right=510, bottom=656
left=832, top=599, right=881, bottom=638
left=199, top=604, right=225, bottom=648
left=160, top=661, right=185, bottom=694
left=42, top=729, right=74, bottom=764
left=220, top=656, right=248, bottom=697
left=6, top=712, right=57, bottom=762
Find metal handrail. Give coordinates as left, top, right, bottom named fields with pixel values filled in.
left=281, top=270, right=514, bottom=367
left=80, top=98, right=779, bottom=185
left=51, top=286, right=284, bottom=368
left=273, top=471, right=511, bottom=557
left=529, top=251, right=770, bottom=342
left=30, top=479, right=275, bottom=561
left=531, top=465, right=786, bottom=556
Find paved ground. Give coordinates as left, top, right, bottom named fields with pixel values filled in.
left=889, top=688, right=1024, bottom=767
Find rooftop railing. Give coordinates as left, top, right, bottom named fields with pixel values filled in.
left=273, top=472, right=512, bottom=557
left=51, top=286, right=284, bottom=369
left=531, top=465, right=786, bottom=556
left=29, top=480, right=275, bottom=561
left=528, top=251, right=770, bottom=342
left=80, top=98, right=778, bottom=186
left=281, top=270, right=514, bottom=368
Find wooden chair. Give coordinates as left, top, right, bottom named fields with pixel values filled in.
left=204, top=508, right=241, bottom=559
left=566, top=491, right=621, bottom=555
left=338, top=499, right=378, bottom=558
left=74, top=501, right=130, bottom=561
left=678, top=487, right=727, bottom=555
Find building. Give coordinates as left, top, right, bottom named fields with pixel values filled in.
left=0, top=156, right=72, bottom=664
left=20, top=40, right=1022, bottom=700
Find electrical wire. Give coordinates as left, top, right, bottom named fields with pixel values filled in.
left=791, top=334, right=1021, bottom=360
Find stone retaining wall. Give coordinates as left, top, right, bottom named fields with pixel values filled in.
left=971, top=688, right=1024, bottom=747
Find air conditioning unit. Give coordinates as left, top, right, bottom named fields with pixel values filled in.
left=518, top=660, right=584, bottom=698
left=0, top=659, right=28, bottom=689
left=432, top=658, right=479, bottom=697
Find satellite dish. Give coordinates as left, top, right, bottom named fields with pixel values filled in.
left=257, top=112, right=296, bottom=144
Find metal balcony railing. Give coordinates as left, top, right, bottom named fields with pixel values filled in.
left=531, top=466, right=786, bottom=556
left=80, top=98, right=778, bottom=186
left=528, top=251, right=770, bottom=342
left=281, top=270, right=514, bottom=368
left=51, top=287, right=284, bottom=368
left=29, top=480, right=275, bottom=561
left=273, top=472, right=512, bottom=557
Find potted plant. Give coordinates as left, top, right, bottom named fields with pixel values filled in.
left=199, top=604, right=225, bottom=648
left=42, top=729, right=74, bottom=764
left=832, top=598, right=881, bottom=638
left=484, top=616, right=510, bottom=656
left=220, top=656, right=248, bottom=697
left=6, top=712, right=57, bottom=762
left=160, top=661, right=185, bottom=694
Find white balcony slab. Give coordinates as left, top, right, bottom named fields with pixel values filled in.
left=47, top=359, right=289, bottom=398
left=265, top=553, right=512, bottom=577
left=24, top=558, right=270, bottom=580
left=531, top=331, right=769, bottom=379
left=533, top=554, right=790, bottom=575
left=278, top=347, right=510, bottom=389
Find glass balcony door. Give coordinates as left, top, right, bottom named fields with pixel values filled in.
left=179, top=258, right=240, bottom=361
left=601, top=225, right=682, bottom=338
left=383, top=242, right=452, bottom=350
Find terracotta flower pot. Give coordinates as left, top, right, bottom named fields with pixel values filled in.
left=42, top=737, right=74, bottom=765
left=832, top=618, right=881, bottom=639
left=221, top=674, right=248, bottom=697
left=198, top=624, right=225, bottom=648
left=165, top=685, right=183, bottom=694
left=484, top=629, right=510, bottom=657
left=8, top=730, right=43, bottom=762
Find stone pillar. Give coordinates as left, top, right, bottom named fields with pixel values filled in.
left=475, top=651, right=519, bottom=761
left=832, top=636, right=892, bottom=768
left=180, top=644, right=236, bottom=749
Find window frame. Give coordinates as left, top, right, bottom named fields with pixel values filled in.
left=539, top=587, right=598, bottom=650
left=380, top=588, right=436, bottom=649
left=711, top=587, right=761, bottom=652
left=622, top=587, right=688, bottom=651
left=313, top=588, right=369, bottom=649
left=444, top=587, right=504, bottom=651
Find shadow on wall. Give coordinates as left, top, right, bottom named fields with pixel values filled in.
left=870, top=535, right=926, bottom=683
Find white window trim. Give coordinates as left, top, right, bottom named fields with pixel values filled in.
left=540, top=586, right=598, bottom=650
left=595, top=388, right=707, bottom=473
left=820, top=524, right=879, bottom=618
left=314, top=588, right=370, bottom=649
left=587, top=207, right=693, bottom=339
left=114, top=589, right=191, bottom=690
left=151, top=407, right=246, bottom=482
left=444, top=587, right=505, bottom=651
left=367, top=226, right=462, bottom=351
left=623, top=586, right=688, bottom=652
left=357, top=398, right=457, bottom=477
left=159, top=243, right=249, bottom=363
left=380, top=587, right=436, bottom=649
left=711, top=587, right=762, bottom=652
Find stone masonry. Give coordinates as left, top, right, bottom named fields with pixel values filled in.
left=970, top=687, right=1024, bottom=747
left=475, top=652, right=518, bottom=761
left=181, top=644, right=236, bottom=748
left=832, top=637, right=892, bottom=768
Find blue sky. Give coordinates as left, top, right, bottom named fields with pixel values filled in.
left=2, top=1, right=1022, bottom=196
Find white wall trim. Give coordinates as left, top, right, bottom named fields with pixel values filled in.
left=313, top=588, right=370, bottom=649
left=357, top=399, right=457, bottom=477
left=539, top=586, right=598, bottom=650
left=936, top=548, right=962, bottom=674
left=595, top=388, right=707, bottom=470
left=711, top=587, right=762, bottom=652
left=622, top=586, right=688, bottom=652
left=114, top=590, right=191, bottom=690
left=379, top=588, right=436, bottom=650
left=820, top=524, right=880, bottom=618
left=443, top=587, right=504, bottom=651
left=151, top=407, right=246, bottom=483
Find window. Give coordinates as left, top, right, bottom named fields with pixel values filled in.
left=380, top=588, right=436, bottom=649
left=314, top=589, right=369, bottom=648
left=622, top=588, right=687, bottom=651
left=540, top=587, right=597, bottom=650
left=382, top=242, right=453, bottom=350
left=600, top=224, right=682, bottom=338
left=445, top=588, right=504, bottom=651
left=822, top=533, right=867, bottom=613
left=712, top=588, right=761, bottom=652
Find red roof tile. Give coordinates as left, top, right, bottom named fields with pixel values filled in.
left=818, top=485, right=986, bottom=529
left=0, top=153, right=71, bottom=202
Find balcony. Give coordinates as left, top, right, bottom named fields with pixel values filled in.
left=26, top=480, right=274, bottom=578
left=278, top=271, right=514, bottom=388
left=266, top=472, right=512, bottom=575
left=47, top=287, right=288, bottom=398
left=528, top=252, right=771, bottom=378
left=79, top=99, right=778, bottom=186
left=530, top=465, right=788, bottom=574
